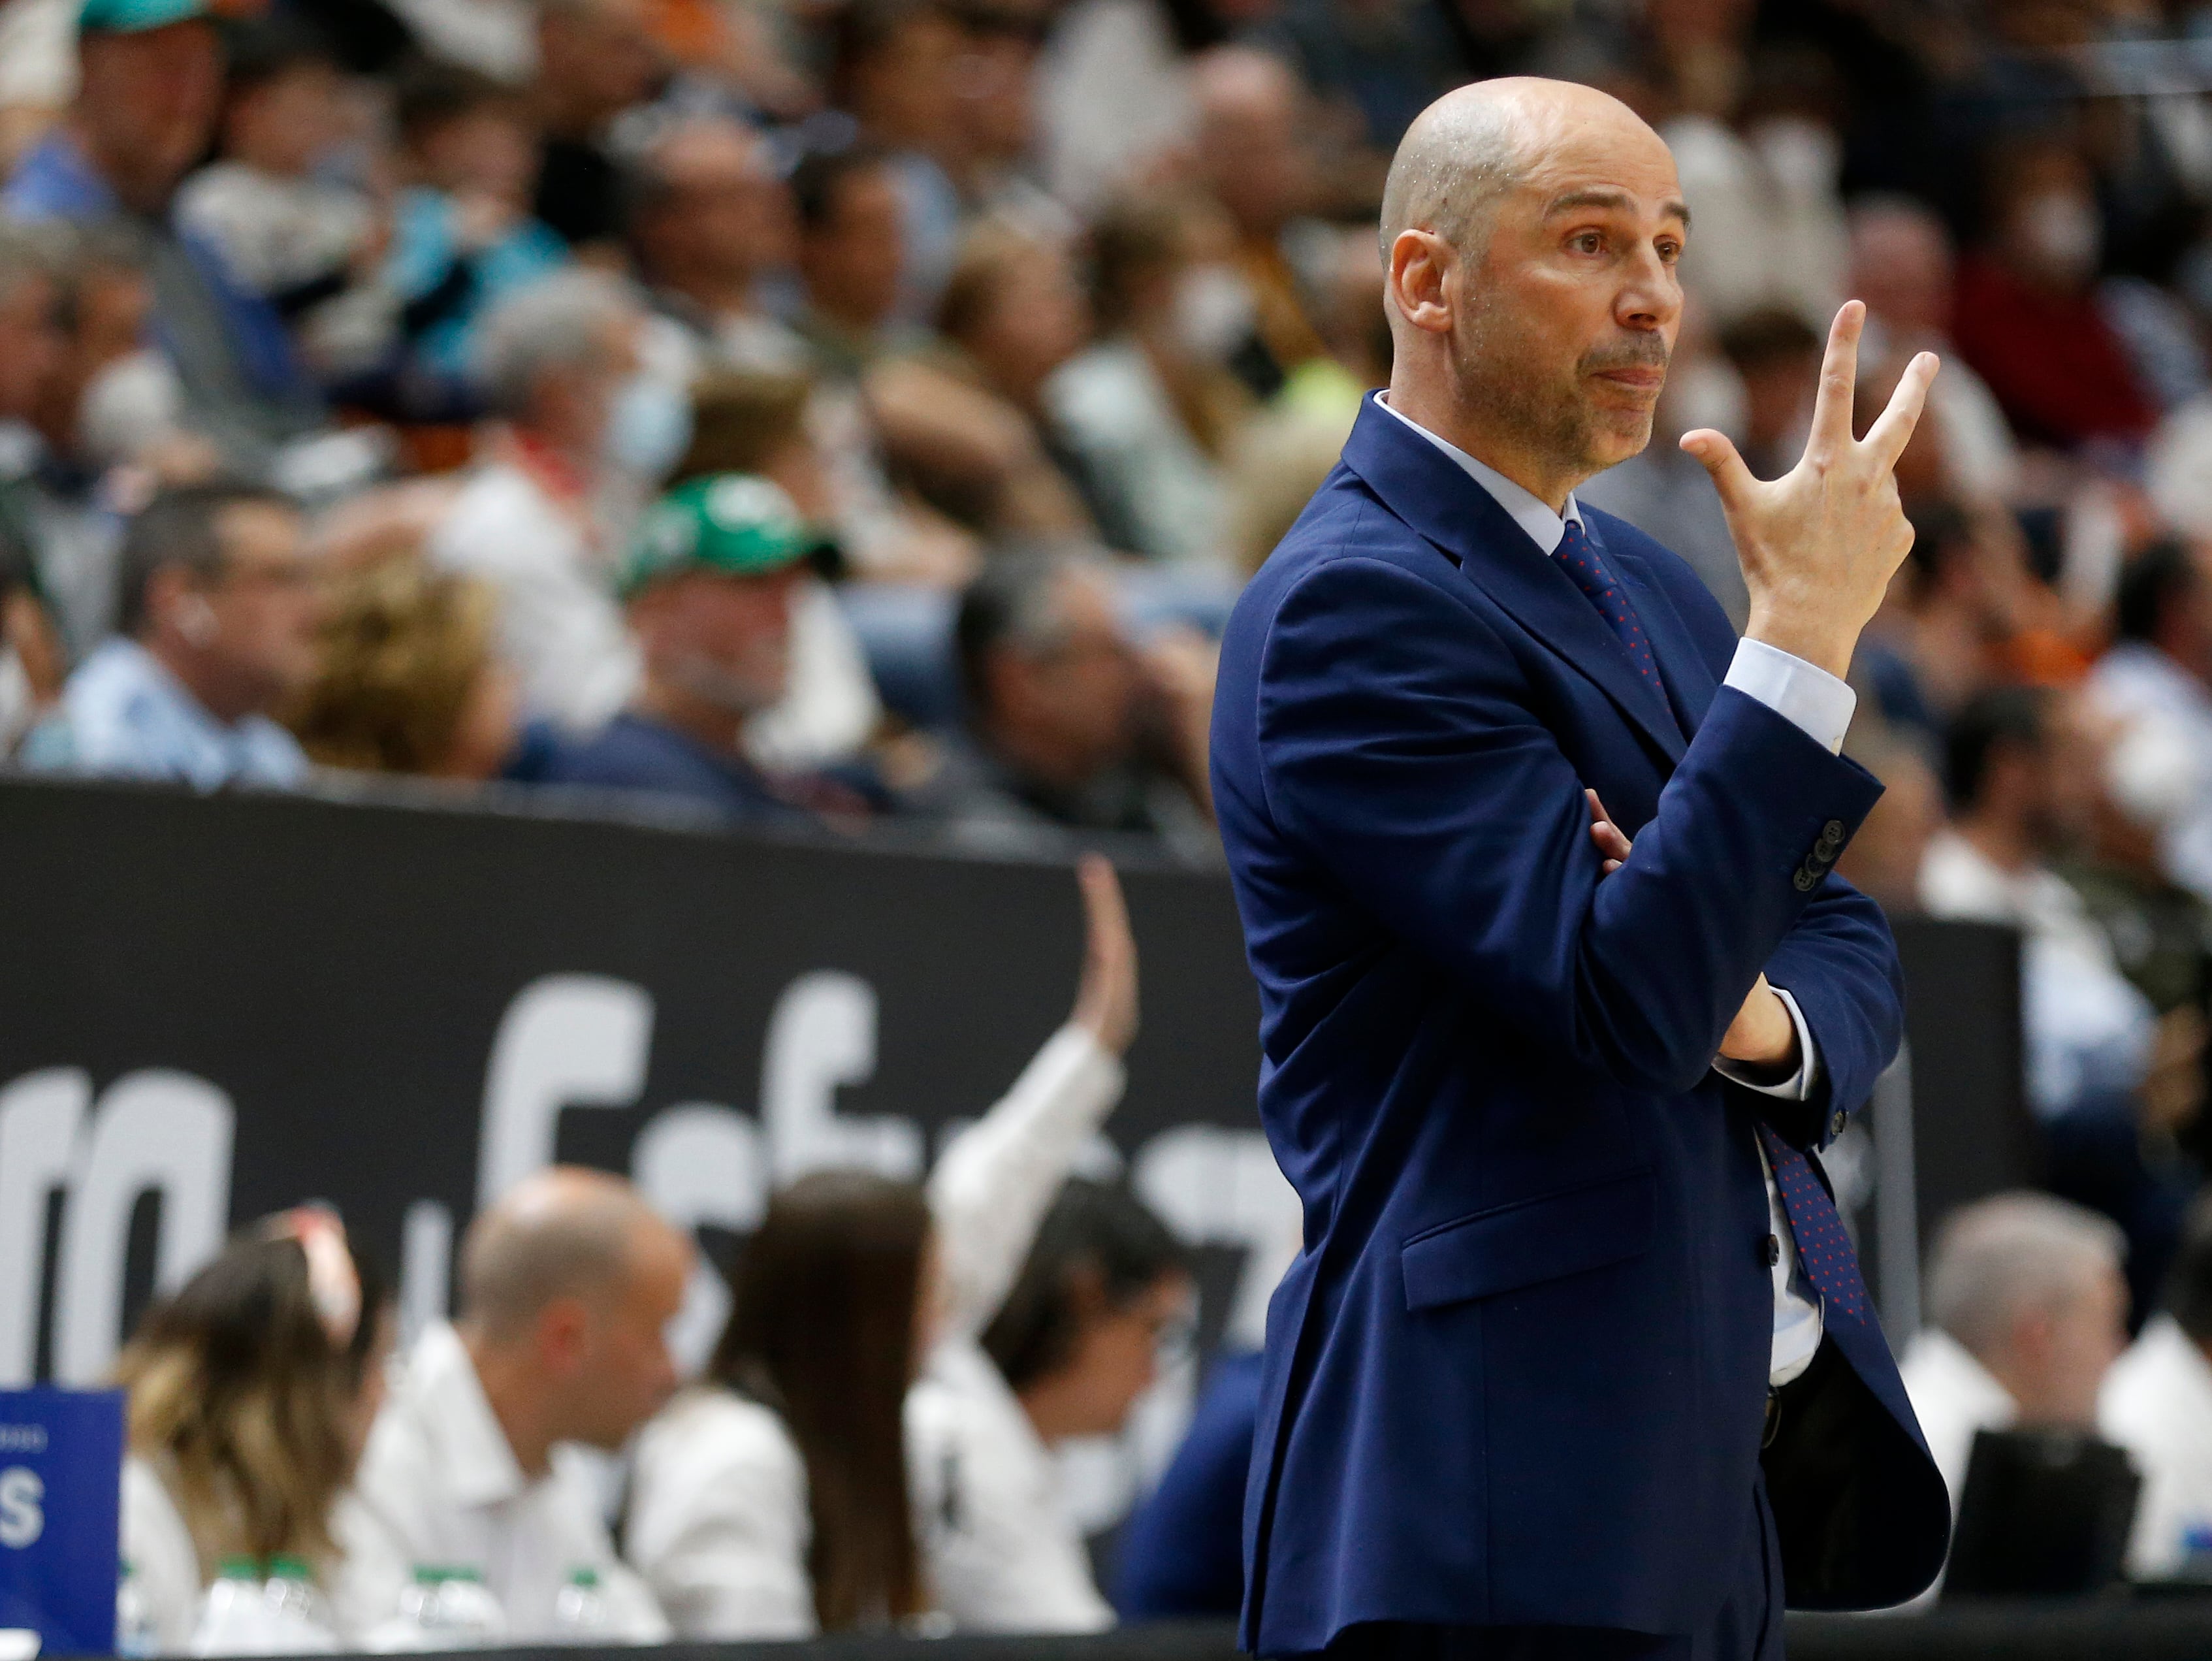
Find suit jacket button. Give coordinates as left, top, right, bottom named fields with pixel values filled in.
left=1793, top=865, right=1818, bottom=893
left=1765, top=1233, right=1782, bottom=1268
left=1818, top=818, right=1846, bottom=848
left=1829, top=1110, right=1848, bottom=1140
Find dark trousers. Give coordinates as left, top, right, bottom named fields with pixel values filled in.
left=1309, top=1476, right=1786, bottom=1661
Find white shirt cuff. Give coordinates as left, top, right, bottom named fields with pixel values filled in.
left=1713, top=985, right=1820, bottom=1101
left=1723, top=639, right=1856, bottom=754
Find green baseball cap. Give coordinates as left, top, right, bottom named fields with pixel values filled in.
left=78, top=0, right=210, bottom=33
left=620, top=474, right=822, bottom=598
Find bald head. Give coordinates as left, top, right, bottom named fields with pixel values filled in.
left=1380, top=78, right=1671, bottom=264
left=460, top=1166, right=682, bottom=1344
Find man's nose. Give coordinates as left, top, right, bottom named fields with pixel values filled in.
left=1616, top=248, right=1682, bottom=329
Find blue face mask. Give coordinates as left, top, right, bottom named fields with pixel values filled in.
left=605, top=374, right=694, bottom=482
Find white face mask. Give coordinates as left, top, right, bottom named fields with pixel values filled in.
left=2017, top=191, right=2102, bottom=285
left=1752, top=117, right=1841, bottom=202
left=0, top=647, right=35, bottom=759
left=77, top=348, right=184, bottom=469
left=604, top=373, right=695, bottom=483
left=1172, top=264, right=1257, bottom=364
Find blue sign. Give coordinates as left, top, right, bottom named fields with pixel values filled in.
left=0, top=1390, right=123, bottom=1656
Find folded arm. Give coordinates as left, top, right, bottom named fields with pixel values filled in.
left=1256, top=555, right=1888, bottom=1098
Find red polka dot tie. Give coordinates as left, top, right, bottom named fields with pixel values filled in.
left=1755, top=1121, right=1867, bottom=1321
left=1554, top=519, right=1665, bottom=698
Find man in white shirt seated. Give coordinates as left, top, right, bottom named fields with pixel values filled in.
left=335, top=1167, right=687, bottom=1642
left=2103, top=1197, right=2212, bottom=1578
left=1899, top=1191, right=2129, bottom=1512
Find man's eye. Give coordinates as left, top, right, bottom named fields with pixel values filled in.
left=1571, top=231, right=1603, bottom=254
left=1657, top=240, right=1682, bottom=264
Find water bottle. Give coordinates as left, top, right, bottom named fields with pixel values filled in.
left=550, top=1568, right=606, bottom=1643
left=115, top=1560, right=157, bottom=1659
left=189, top=1558, right=270, bottom=1656
left=261, top=1556, right=339, bottom=1653
left=428, top=1568, right=506, bottom=1646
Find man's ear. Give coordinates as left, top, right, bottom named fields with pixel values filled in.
left=1388, top=229, right=1455, bottom=337
left=535, top=1296, right=592, bottom=1372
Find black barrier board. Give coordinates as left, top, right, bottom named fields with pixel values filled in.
left=0, top=779, right=2025, bottom=1395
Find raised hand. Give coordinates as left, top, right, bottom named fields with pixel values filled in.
left=1680, top=301, right=1938, bottom=681
left=1068, top=854, right=1139, bottom=1056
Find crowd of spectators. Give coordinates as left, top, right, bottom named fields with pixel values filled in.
left=14, top=0, right=2212, bottom=1628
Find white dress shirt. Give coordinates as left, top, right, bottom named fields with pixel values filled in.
left=1375, top=395, right=1853, bottom=1386
left=624, top=1025, right=1127, bottom=1639
left=334, top=1321, right=671, bottom=1643
left=2102, top=1314, right=2212, bottom=1578
left=120, top=1456, right=204, bottom=1655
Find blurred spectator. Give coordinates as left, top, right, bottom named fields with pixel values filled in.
left=830, top=0, right=968, bottom=318
left=0, top=519, right=63, bottom=758
left=1716, top=307, right=1819, bottom=484
left=929, top=1176, right=1190, bottom=1629
left=21, top=482, right=317, bottom=788
left=1189, top=48, right=1325, bottom=394
left=911, top=547, right=1215, bottom=855
left=3, top=0, right=327, bottom=470
left=1112, top=1347, right=1262, bottom=1620
left=2103, top=1194, right=2212, bottom=1579
left=530, top=0, right=664, bottom=253
left=629, top=858, right=1137, bottom=1636
left=173, top=18, right=379, bottom=368
left=427, top=271, right=676, bottom=731
left=1952, top=141, right=2156, bottom=451
left=287, top=560, right=523, bottom=779
left=1899, top=1192, right=2128, bottom=1511
left=792, top=146, right=918, bottom=379
left=1661, top=42, right=1846, bottom=331
left=366, top=63, right=569, bottom=406
left=525, top=474, right=850, bottom=823
left=1921, top=687, right=2158, bottom=1127
left=1047, top=190, right=1249, bottom=569
left=935, top=221, right=1092, bottom=468
left=1250, top=0, right=1462, bottom=152
left=2086, top=541, right=2212, bottom=909
left=1921, top=686, right=2198, bottom=1314
left=334, top=1167, right=682, bottom=1642
left=665, top=376, right=884, bottom=769
left=115, top=1210, right=393, bottom=1650
left=1034, top=0, right=1199, bottom=216
left=627, top=118, right=807, bottom=378
left=1847, top=197, right=2019, bottom=502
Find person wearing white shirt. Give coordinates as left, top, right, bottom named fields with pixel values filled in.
left=114, top=1209, right=389, bottom=1652
left=2102, top=1202, right=2212, bottom=1578
left=428, top=272, right=680, bottom=734
left=334, top=1170, right=686, bottom=1643
left=626, top=857, right=1138, bottom=1637
left=1899, top=1192, right=2128, bottom=1514
left=913, top=1176, right=1189, bottom=1633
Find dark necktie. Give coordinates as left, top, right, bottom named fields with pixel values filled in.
left=1553, top=518, right=1664, bottom=701
left=1755, top=1121, right=1868, bottom=1321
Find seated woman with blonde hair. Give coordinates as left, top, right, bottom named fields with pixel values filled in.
left=285, top=560, right=522, bottom=780
left=116, top=1210, right=393, bottom=1651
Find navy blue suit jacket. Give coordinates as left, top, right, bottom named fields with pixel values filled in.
left=1210, top=398, right=1951, bottom=1654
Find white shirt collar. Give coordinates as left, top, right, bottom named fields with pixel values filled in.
left=1374, top=392, right=1582, bottom=554
left=401, top=1320, right=531, bottom=1508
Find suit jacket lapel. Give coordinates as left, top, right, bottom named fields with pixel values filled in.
left=1338, top=396, right=1687, bottom=767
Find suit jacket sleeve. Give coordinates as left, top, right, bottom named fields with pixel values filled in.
left=1254, top=554, right=1889, bottom=1099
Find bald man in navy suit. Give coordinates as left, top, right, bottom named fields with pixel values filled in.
left=1210, top=79, right=1953, bottom=1660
